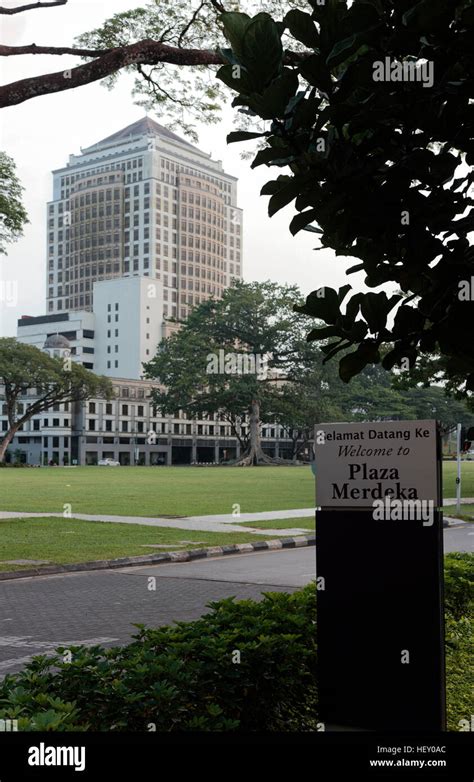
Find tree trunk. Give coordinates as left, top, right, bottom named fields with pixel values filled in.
left=234, top=399, right=289, bottom=466
left=0, top=425, right=20, bottom=462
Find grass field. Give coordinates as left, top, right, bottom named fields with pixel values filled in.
left=1, top=462, right=473, bottom=518
left=239, top=517, right=315, bottom=530
left=446, top=505, right=474, bottom=521
left=0, top=465, right=313, bottom=517
left=0, top=517, right=272, bottom=572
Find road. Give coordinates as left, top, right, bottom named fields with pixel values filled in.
left=0, top=525, right=470, bottom=676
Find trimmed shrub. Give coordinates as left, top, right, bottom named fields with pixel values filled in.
left=444, top=552, right=474, bottom=620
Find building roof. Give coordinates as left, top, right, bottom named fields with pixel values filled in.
left=84, top=117, right=202, bottom=153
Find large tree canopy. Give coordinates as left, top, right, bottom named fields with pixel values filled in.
left=144, top=280, right=324, bottom=465
left=0, top=151, right=28, bottom=254
left=0, top=338, right=113, bottom=461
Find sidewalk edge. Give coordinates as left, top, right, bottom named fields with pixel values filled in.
left=0, top=535, right=316, bottom=581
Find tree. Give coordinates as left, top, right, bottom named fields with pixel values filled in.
left=275, top=356, right=474, bottom=459
left=0, top=338, right=113, bottom=462
left=144, top=280, right=320, bottom=465
left=0, top=151, right=28, bottom=254
left=401, top=385, right=474, bottom=432
left=216, top=2, right=474, bottom=393
left=272, top=354, right=349, bottom=458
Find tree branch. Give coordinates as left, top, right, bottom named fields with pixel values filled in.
left=178, top=1, right=206, bottom=48
left=209, top=0, right=226, bottom=13
left=0, top=0, right=67, bottom=14
left=0, top=34, right=308, bottom=108
left=0, top=39, right=224, bottom=108
left=135, top=63, right=192, bottom=109
left=0, top=44, right=111, bottom=57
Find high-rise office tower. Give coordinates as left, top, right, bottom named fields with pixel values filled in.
left=46, top=117, right=243, bottom=329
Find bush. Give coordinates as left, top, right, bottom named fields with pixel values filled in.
left=445, top=614, right=473, bottom=731
left=444, top=552, right=474, bottom=620
left=0, top=584, right=317, bottom=732
left=444, top=553, right=473, bottom=730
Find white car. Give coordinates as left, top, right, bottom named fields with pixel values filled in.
left=98, top=458, right=121, bottom=467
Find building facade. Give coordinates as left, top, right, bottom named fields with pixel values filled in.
left=46, top=117, right=243, bottom=324
left=1, top=376, right=297, bottom=467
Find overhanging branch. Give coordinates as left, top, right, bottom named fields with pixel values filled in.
left=0, top=37, right=308, bottom=108
left=0, top=0, right=67, bottom=14
left=0, top=44, right=110, bottom=56
left=0, top=39, right=224, bottom=107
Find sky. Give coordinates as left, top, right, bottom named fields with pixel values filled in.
left=0, top=0, right=359, bottom=337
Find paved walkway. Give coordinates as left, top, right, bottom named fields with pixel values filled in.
left=0, top=509, right=313, bottom=537
left=0, top=499, right=471, bottom=536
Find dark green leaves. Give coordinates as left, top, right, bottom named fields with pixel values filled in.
left=296, top=286, right=342, bottom=325
left=402, top=0, right=452, bottom=32
left=217, top=63, right=254, bottom=93
left=339, top=342, right=380, bottom=382
left=284, top=9, right=320, bottom=49
left=227, top=130, right=268, bottom=144
left=360, top=292, right=402, bottom=334
left=241, top=13, right=283, bottom=88
left=220, top=12, right=283, bottom=92
left=247, top=68, right=299, bottom=118
left=262, top=175, right=312, bottom=217
left=290, top=208, right=320, bottom=235
left=326, top=33, right=360, bottom=67
left=219, top=12, right=251, bottom=60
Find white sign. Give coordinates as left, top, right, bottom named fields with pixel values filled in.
left=315, top=420, right=438, bottom=507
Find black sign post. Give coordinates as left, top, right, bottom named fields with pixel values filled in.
left=315, top=420, right=445, bottom=731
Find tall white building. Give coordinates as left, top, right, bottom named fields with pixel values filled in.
left=47, top=117, right=243, bottom=331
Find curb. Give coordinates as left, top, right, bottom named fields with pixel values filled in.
left=0, top=534, right=316, bottom=582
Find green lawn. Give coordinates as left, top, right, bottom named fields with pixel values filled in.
left=0, top=462, right=472, bottom=518
left=0, top=465, right=314, bottom=517
left=0, top=517, right=275, bottom=573
left=240, top=517, right=315, bottom=530
left=444, top=503, right=474, bottom=522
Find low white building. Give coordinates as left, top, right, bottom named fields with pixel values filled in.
left=1, top=374, right=296, bottom=467
left=17, top=311, right=96, bottom=369
left=17, top=275, right=163, bottom=379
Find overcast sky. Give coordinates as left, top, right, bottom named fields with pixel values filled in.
left=0, top=0, right=358, bottom=337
